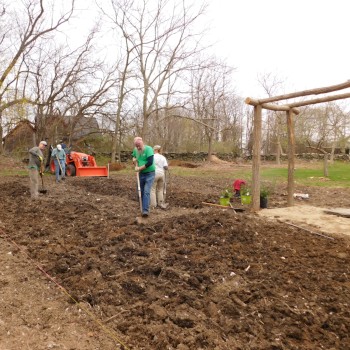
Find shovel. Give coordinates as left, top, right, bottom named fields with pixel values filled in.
left=135, top=171, right=149, bottom=225
left=163, top=170, right=167, bottom=202
left=136, top=171, right=143, bottom=214
left=39, top=172, right=47, bottom=194
left=56, top=155, right=65, bottom=179
left=201, top=202, right=245, bottom=212
left=160, top=170, right=169, bottom=209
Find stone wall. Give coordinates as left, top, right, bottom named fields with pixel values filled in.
left=115, top=151, right=350, bottom=163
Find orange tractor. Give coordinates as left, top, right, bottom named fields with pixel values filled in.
left=50, top=151, right=108, bottom=177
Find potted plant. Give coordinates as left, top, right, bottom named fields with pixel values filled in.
left=240, top=185, right=252, bottom=205
left=219, top=188, right=232, bottom=206
left=260, top=184, right=272, bottom=208
left=260, top=186, right=269, bottom=208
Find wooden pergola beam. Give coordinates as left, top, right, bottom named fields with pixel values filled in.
left=289, top=91, right=350, bottom=108
left=245, top=97, right=300, bottom=114
left=251, top=80, right=350, bottom=104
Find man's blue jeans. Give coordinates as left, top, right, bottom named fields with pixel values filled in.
left=54, top=158, right=66, bottom=181
left=139, top=171, right=155, bottom=215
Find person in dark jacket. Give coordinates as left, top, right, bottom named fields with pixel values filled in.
left=28, top=140, right=47, bottom=198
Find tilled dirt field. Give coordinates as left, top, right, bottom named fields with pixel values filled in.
left=0, top=163, right=350, bottom=349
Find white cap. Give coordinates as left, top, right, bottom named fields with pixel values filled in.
left=153, top=145, right=161, bottom=150
left=40, top=140, right=47, bottom=146
left=57, top=144, right=62, bottom=150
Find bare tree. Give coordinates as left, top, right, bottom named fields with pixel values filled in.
left=100, top=0, right=140, bottom=163
left=24, top=25, right=118, bottom=148
left=190, top=59, right=234, bottom=160
left=257, top=72, right=285, bottom=163
left=0, top=0, right=75, bottom=153
left=306, top=140, right=330, bottom=177
left=104, top=0, right=208, bottom=141
left=326, top=102, right=348, bottom=162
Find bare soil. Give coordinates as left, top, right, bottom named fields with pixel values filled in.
left=0, top=156, right=350, bottom=349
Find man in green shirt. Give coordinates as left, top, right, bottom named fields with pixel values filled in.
left=132, top=137, right=155, bottom=217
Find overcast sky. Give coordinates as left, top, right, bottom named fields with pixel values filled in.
left=71, top=0, right=349, bottom=100
left=206, top=0, right=350, bottom=98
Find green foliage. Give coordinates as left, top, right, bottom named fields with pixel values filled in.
left=260, top=186, right=270, bottom=198
left=94, top=154, right=111, bottom=166
left=260, top=180, right=275, bottom=198
left=240, top=184, right=251, bottom=196
left=212, top=141, right=241, bottom=155
left=220, top=187, right=233, bottom=198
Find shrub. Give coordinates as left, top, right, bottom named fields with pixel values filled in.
left=220, top=187, right=233, bottom=198
left=240, top=185, right=251, bottom=196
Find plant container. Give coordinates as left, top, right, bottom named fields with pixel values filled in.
left=241, top=195, right=252, bottom=205
left=260, top=196, right=268, bottom=208
left=219, top=197, right=231, bottom=206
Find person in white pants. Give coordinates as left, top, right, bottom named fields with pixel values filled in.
left=150, top=145, right=169, bottom=209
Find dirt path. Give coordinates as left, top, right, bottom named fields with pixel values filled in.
left=258, top=204, right=350, bottom=238
left=0, top=236, right=118, bottom=349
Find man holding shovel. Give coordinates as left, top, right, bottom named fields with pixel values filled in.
left=51, top=144, right=66, bottom=182
left=28, top=140, right=47, bottom=198
left=132, top=137, right=155, bottom=218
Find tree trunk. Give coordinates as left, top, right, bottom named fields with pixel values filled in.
left=111, top=134, right=117, bottom=164
left=276, top=116, right=281, bottom=165
left=330, top=140, right=336, bottom=164
left=142, top=114, right=149, bottom=141
left=0, top=112, right=3, bottom=155
left=207, top=135, right=213, bottom=161
left=111, top=110, right=121, bottom=164
left=276, top=135, right=281, bottom=165
left=323, top=154, right=329, bottom=177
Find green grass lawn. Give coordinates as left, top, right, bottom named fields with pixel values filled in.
left=2, top=158, right=349, bottom=188
left=1, top=168, right=28, bottom=176
left=261, top=161, right=350, bottom=187
left=168, top=160, right=350, bottom=188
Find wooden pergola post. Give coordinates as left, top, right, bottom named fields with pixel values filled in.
left=245, top=80, right=350, bottom=211
left=286, top=109, right=295, bottom=206
left=251, top=105, right=262, bottom=211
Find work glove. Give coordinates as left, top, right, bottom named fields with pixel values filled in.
left=134, top=166, right=140, bottom=172
left=38, top=155, right=43, bottom=162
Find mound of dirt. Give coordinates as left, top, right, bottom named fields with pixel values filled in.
left=169, top=159, right=200, bottom=168
left=209, top=154, right=230, bottom=164
left=108, top=162, right=126, bottom=171
left=0, top=169, right=349, bottom=349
